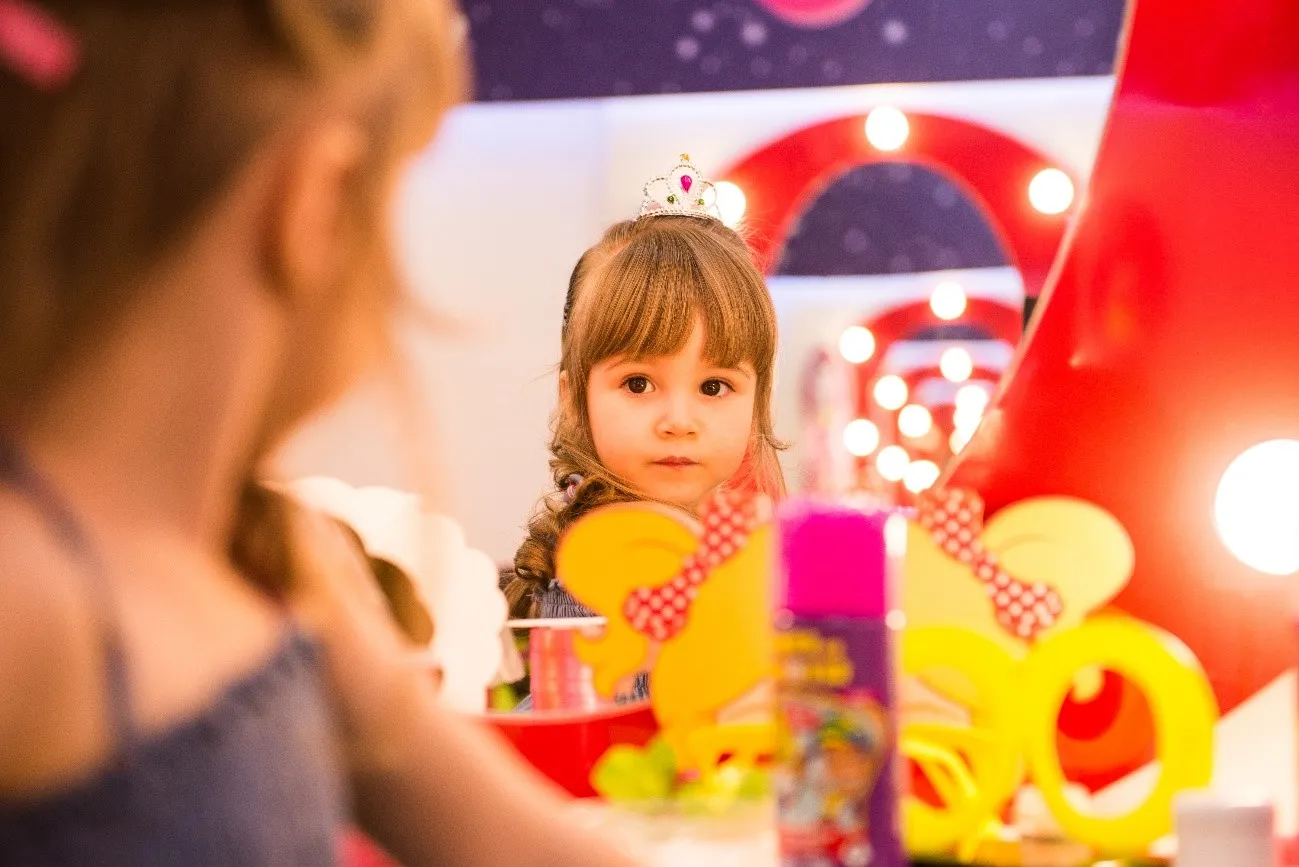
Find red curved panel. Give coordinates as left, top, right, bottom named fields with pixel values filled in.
left=947, top=0, right=1299, bottom=716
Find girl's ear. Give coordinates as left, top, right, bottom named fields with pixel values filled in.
left=270, top=120, right=368, bottom=307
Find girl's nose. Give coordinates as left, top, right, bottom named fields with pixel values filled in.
left=656, top=392, right=699, bottom=437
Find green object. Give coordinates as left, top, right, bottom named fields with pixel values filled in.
left=644, top=738, right=676, bottom=780
left=734, top=764, right=771, bottom=800
left=488, top=683, right=518, bottom=712
left=590, top=736, right=773, bottom=810
left=591, top=744, right=674, bottom=802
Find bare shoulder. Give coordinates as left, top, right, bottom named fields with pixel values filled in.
left=0, top=490, right=102, bottom=795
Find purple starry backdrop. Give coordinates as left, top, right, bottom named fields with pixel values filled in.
left=775, top=163, right=1009, bottom=275
left=468, top=0, right=1123, bottom=102
left=467, top=0, right=1125, bottom=275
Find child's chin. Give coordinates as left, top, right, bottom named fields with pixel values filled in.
left=643, top=482, right=708, bottom=511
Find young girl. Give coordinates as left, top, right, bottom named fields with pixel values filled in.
left=504, top=155, right=785, bottom=624
left=0, top=3, right=629, bottom=865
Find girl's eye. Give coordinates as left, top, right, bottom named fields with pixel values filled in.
left=624, top=375, right=651, bottom=395
left=701, top=379, right=733, bottom=397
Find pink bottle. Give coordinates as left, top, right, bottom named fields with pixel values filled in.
left=774, top=500, right=904, bottom=867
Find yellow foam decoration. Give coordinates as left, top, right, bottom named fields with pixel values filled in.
left=903, top=496, right=1135, bottom=659
left=902, top=627, right=1025, bottom=854
left=901, top=617, right=1218, bottom=856
left=899, top=490, right=1220, bottom=855
left=555, top=500, right=776, bottom=771
left=1021, top=616, right=1218, bottom=852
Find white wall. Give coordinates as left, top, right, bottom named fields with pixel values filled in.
left=278, top=77, right=1114, bottom=563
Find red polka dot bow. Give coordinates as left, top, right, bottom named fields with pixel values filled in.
left=918, top=488, right=1063, bottom=642
left=623, top=490, right=762, bottom=643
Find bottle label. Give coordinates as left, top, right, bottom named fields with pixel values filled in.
left=775, top=619, right=902, bottom=867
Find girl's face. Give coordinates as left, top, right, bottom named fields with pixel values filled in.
left=585, top=322, right=756, bottom=512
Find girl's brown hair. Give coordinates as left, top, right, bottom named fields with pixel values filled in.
left=0, top=2, right=465, bottom=592
left=0, top=0, right=465, bottom=410
left=505, top=215, right=785, bottom=618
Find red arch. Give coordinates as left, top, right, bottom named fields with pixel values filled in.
left=848, top=297, right=1022, bottom=418
left=718, top=113, right=1072, bottom=298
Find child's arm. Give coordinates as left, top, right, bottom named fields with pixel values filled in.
left=287, top=505, right=637, bottom=867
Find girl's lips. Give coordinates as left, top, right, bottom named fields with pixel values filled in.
left=654, top=457, right=699, bottom=467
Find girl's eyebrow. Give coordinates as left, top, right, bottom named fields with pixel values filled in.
left=706, top=362, right=756, bottom=378
left=601, top=355, right=656, bottom=368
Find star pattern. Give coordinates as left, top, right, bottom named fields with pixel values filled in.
left=468, top=0, right=1124, bottom=102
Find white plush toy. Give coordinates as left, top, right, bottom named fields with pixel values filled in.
left=288, top=476, right=507, bottom=714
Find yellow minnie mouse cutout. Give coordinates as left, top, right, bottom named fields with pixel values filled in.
left=901, top=488, right=1217, bottom=857
left=555, top=490, right=776, bottom=772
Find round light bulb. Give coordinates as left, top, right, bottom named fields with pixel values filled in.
left=1029, top=168, right=1075, bottom=215
left=842, top=418, right=881, bottom=457
left=1214, top=439, right=1299, bottom=575
left=940, top=346, right=974, bottom=383
left=838, top=325, right=876, bottom=364
left=898, top=404, right=933, bottom=439
left=873, top=374, right=909, bottom=411
left=950, top=428, right=970, bottom=453
left=904, top=459, right=941, bottom=494
left=953, top=406, right=983, bottom=436
left=876, top=445, right=910, bottom=482
left=929, top=281, right=967, bottom=321
left=714, top=181, right=748, bottom=228
left=955, top=383, right=991, bottom=414
left=864, top=106, right=909, bottom=152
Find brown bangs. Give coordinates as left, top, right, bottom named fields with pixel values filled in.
left=566, top=216, right=777, bottom=379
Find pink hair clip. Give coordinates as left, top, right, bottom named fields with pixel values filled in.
left=0, top=0, right=78, bottom=90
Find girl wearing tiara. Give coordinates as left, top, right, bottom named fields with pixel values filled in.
left=503, top=156, right=786, bottom=633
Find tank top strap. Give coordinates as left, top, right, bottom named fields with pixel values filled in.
left=0, top=438, right=139, bottom=756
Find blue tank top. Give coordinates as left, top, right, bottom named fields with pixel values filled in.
left=0, top=441, right=348, bottom=865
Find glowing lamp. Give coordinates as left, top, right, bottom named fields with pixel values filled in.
left=1029, top=168, right=1075, bottom=215
left=898, top=404, right=934, bottom=439
left=839, top=326, right=876, bottom=364
left=930, top=281, right=967, bottom=321
left=1214, top=439, right=1299, bottom=575
left=714, top=181, right=747, bottom=228
left=843, top=418, right=882, bottom=457
left=955, top=383, right=991, bottom=414
left=877, top=445, right=910, bottom=482
left=865, top=106, right=910, bottom=152
left=940, top=347, right=974, bottom=383
left=904, top=459, right=941, bottom=493
left=874, top=374, right=909, bottom=411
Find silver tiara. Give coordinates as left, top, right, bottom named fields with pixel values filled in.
left=637, top=154, right=722, bottom=222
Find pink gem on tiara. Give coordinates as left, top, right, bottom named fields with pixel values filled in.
left=0, top=0, right=79, bottom=90
left=637, top=154, right=722, bottom=222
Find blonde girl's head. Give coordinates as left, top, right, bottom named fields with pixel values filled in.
left=0, top=0, right=467, bottom=435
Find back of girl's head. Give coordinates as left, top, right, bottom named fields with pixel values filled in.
left=0, top=0, right=465, bottom=413
left=507, top=214, right=784, bottom=618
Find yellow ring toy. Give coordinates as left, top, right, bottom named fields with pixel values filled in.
left=1021, top=615, right=1218, bottom=853
left=902, top=627, right=1025, bottom=854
